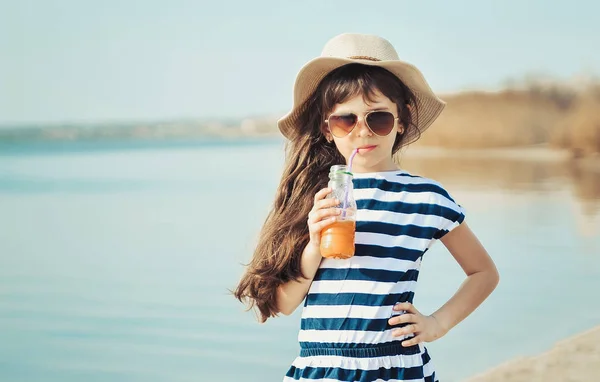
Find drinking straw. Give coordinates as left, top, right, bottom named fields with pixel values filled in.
left=341, top=148, right=359, bottom=217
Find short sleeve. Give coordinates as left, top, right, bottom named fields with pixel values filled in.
left=431, top=185, right=466, bottom=240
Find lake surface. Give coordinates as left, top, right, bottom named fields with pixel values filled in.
left=1, top=139, right=599, bottom=382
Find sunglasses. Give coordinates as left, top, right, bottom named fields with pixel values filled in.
left=325, top=110, right=399, bottom=138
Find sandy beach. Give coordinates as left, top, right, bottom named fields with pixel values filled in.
left=403, top=145, right=600, bottom=173
left=403, top=145, right=572, bottom=162
left=466, top=325, right=600, bottom=381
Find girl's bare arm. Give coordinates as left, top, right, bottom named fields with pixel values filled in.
left=276, top=187, right=340, bottom=315
left=276, top=243, right=322, bottom=315
left=431, top=222, right=500, bottom=332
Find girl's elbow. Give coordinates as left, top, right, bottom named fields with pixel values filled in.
left=275, top=289, right=296, bottom=316
left=490, top=266, right=500, bottom=289
left=276, top=298, right=298, bottom=316
left=278, top=305, right=295, bottom=316
left=277, top=297, right=303, bottom=316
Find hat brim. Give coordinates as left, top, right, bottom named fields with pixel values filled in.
left=277, top=57, right=446, bottom=141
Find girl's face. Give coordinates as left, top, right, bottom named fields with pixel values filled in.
left=324, top=90, right=403, bottom=173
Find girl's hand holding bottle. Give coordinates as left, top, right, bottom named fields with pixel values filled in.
left=306, top=187, right=341, bottom=253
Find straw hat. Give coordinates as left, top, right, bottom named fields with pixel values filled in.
left=277, top=33, right=446, bottom=140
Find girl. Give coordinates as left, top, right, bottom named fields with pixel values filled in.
left=234, top=33, right=499, bottom=382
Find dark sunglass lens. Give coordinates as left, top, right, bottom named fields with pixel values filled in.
left=367, top=111, right=395, bottom=135
left=329, top=114, right=357, bottom=136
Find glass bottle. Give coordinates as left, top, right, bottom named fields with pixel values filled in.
left=320, top=165, right=357, bottom=259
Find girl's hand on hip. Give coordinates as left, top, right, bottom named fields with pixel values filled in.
left=388, top=302, right=447, bottom=347
left=306, top=187, right=341, bottom=251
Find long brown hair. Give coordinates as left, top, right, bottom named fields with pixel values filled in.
left=234, top=64, right=420, bottom=322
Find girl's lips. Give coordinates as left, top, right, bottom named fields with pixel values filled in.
left=357, top=145, right=377, bottom=153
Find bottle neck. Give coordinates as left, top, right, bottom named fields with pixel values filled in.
left=329, top=165, right=353, bottom=184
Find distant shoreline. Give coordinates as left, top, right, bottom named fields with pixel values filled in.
left=3, top=81, right=600, bottom=157
left=2, top=138, right=598, bottom=172
left=0, top=136, right=284, bottom=155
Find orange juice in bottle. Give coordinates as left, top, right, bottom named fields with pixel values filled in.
left=320, top=165, right=357, bottom=259
left=320, top=219, right=356, bottom=259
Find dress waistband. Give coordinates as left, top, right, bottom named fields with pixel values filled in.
left=299, top=342, right=421, bottom=358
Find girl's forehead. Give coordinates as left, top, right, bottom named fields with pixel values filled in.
left=331, top=91, right=395, bottom=112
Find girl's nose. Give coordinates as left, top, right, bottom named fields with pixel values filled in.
left=353, top=117, right=373, bottom=138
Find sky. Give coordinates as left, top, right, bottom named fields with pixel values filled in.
left=1, top=0, right=599, bottom=125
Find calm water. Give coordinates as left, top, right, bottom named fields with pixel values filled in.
left=1, top=139, right=599, bottom=382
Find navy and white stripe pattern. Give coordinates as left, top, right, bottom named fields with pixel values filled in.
left=284, top=170, right=465, bottom=382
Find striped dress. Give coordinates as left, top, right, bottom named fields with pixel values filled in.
left=284, top=170, right=466, bottom=382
